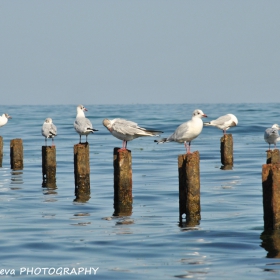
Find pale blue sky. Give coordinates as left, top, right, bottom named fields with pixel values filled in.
left=0, top=0, right=279, bottom=105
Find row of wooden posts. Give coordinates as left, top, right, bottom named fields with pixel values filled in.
left=0, top=134, right=278, bottom=230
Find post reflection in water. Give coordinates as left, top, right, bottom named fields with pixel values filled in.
left=261, top=230, right=280, bottom=258
left=10, top=170, right=23, bottom=188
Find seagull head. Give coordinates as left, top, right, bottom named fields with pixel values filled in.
left=272, top=124, right=280, bottom=130
left=77, top=105, right=88, bottom=112
left=45, top=118, right=53, bottom=124
left=103, top=119, right=112, bottom=131
left=4, top=113, right=12, bottom=119
left=192, top=109, right=207, bottom=119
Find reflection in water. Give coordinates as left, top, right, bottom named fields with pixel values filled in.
left=220, top=165, right=233, bottom=170
left=10, top=170, right=23, bottom=185
left=70, top=212, right=91, bottom=226
left=261, top=230, right=280, bottom=258
left=42, top=180, right=57, bottom=202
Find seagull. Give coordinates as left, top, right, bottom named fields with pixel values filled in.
left=41, top=118, right=57, bottom=146
left=203, top=114, right=238, bottom=135
left=103, top=118, right=163, bottom=150
left=74, top=105, right=98, bottom=143
left=264, top=124, right=280, bottom=150
left=154, top=109, right=207, bottom=154
left=0, top=113, right=12, bottom=127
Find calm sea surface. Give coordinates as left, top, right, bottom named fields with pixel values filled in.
left=0, top=103, right=279, bottom=279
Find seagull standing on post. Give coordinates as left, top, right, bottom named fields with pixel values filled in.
left=103, top=118, right=162, bottom=150
left=154, top=109, right=207, bottom=154
left=74, top=105, right=98, bottom=143
left=203, top=114, right=238, bottom=135
left=264, top=124, right=280, bottom=150
left=41, top=118, right=57, bottom=146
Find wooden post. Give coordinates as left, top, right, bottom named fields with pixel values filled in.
left=74, top=143, right=90, bottom=193
left=262, top=159, right=280, bottom=230
left=10, top=139, right=23, bottom=170
left=42, top=146, right=56, bottom=184
left=267, top=149, right=280, bottom=164
left=113, top=148, right=132, bottom=215
left=0, top=136, right=3, bottom=167
left=178, top=151, right=201, bottom=226
left=74, top=187, right=90, bottom=203
left=220, top=134, right=233, bottom=166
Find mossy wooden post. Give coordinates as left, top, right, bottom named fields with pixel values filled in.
left=0, top=136, right=3, bottom=167
left=266, top=149, right=280, bottom=164
left=10, top=139, right=23, bottom=170
left=113, top=148, right=132, bottom=215
left=74, top=143, right=90, bottom=194
left=262, top=156, right=280, bottom=230
left=178, top=151, right=201, bottom=226
left=42, top=146, right=56, bottom=184
left=220, top=134, right=233, bottom=166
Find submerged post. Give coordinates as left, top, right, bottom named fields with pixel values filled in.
left=0, top=136, right=3, bottom=167
left=113, top=148, right=132, bottom=215
left=262, top=156, right=280, bottom=230
left=10, top=138, right=23, bottom=170
left=74, top=143, right=90, bottom=194
left=220, top=134, right=233, bottom=166
left=178, top=151, right=201, bottom=226
left=42, top=146, right=56, bottom=184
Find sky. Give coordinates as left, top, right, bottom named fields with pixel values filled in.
left=0, top=0, right=279, bottom=105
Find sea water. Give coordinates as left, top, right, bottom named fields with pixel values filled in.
left=0, top=103, right=278, bottom=279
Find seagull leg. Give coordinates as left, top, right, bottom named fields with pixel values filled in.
left=187, top=142, right=191, bottom=154
left=118, top=140, right=127, bottom=151
left=79, top=135, right=81, bottom=144
left=52, top=138, right=55, bottom=147
left=184, top=141, right=191, bottom=154
left=45, top=138, right=47, bottom=146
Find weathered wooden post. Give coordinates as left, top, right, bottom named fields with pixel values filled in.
left=42, top=146, right=56, bottom=185
left=113, top=148, right=133, bottom=216
left=10, top=138, right=23, bottom=170
left=178, top=151, right=201, bottom=226
left=266, top=149, right=280, bottom=164
left=220, top=134, right=233, bottom=166
left=262, top=149, right=280, bottom=230
left=74, top=143, right=90, bottom=195
left=0, top=136, right=3, bottom=167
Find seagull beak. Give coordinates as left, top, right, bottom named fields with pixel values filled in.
left=8, top=115, right=12, bottom=119
left=84, top=108, right=88, bottom=112
left=203, top=114, right=207, bottom=118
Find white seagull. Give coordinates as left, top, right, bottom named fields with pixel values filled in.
left=74, top=105, right=98, bottom=143
left=264, top=124, right=280, bottom=150
left=42, top=118, right=57, bottom=146
left=103, top=118, right=163, bottom=150
left=154, top=109, right=207, bottom=154
left=204, top=114, right=238, bottom=135
left=0, top=113, right=12, bottom=127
